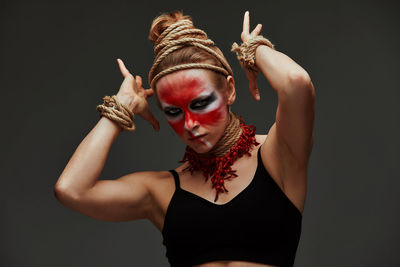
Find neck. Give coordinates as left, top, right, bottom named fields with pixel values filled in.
left=179, top=112, right=259, bottom=202
left=198, top=111, right=242, bottom=158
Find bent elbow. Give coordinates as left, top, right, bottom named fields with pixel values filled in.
left=53, top=183, right=80, bottom=204
left=288, top=69, right=311, bottom=86
left=286, top=70, right=314, bottom=98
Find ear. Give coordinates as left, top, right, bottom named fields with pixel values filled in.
left=225, top=75, right=236, bottom=105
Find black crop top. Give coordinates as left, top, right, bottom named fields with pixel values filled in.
left=162, top=147, right=303, bottom=267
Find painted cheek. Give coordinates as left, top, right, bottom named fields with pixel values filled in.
left=168, top=119, right=185, bottom=136
left=168, top=110, right=203, bottom=136
left=158, top=82, right=204, bottom=136
left=158, top=78, right=227, bottom=135
left=195, top=107, right=225, bottom=127
left=193, top=95, right=226, bottom=127
left=167, top=97, right=226, bottom=135
left=167, top=106, right=225, bottom=137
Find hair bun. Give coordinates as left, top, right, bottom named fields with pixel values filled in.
left=149, top=10, right=194, bottom=44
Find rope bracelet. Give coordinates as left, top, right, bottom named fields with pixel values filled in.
left=96, top=95, right=136, bottom=132
left=231, top=35, right=275, bottom=73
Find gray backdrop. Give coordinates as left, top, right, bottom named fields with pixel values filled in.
left=2, top=0, right=399, bottom=266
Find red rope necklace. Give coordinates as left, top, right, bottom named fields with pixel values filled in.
left=179, top=114, right=259, bottom=202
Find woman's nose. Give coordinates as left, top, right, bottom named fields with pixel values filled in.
left=184, top=112, right=200, bottom=131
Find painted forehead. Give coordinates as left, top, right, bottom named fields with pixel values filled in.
left=157, top=69, right=216, bottom=106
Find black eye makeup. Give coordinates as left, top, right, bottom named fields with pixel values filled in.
left=162, top=91, right=217, bottom=117
left=163, top=107, right=182, bottom=117
left=190, top=92, right=216, bottom=110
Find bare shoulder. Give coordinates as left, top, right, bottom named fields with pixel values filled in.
left=117, top=170, right=172, bottom=197
left=133, top=170, right=174, bottom=186
left=259, top=123, right=307, bottom=182
left=142, top=170, right=178, bottom=231
left=255, top=133, right=284, bottom=189
left=55, top=170, right=176, bottom=223
left=130, top=170, right=175, bottom=202
left=257, top=129, right=307, bottom=214
left=255, top=134, right=268, bottom=146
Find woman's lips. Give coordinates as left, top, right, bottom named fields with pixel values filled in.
left=188, top=134, right=207, bottom=141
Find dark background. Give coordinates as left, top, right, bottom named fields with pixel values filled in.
left=2, top=0, right=399, bottom=266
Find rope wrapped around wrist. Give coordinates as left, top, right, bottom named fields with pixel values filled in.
left=96, top=95, right=136, bottom=132
left=231, top=35, right=275, bottom=73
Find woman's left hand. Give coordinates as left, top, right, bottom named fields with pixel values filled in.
left=240, top=11, right=263, bottom=101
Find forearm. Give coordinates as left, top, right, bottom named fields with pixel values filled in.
left=55, top=116, right=122, bottom=197
left=255, top=45, right=310, bottom=93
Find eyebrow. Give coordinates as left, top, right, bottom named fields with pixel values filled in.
left=191, top=92, right=214, bottom=103
left=161, top=91, right=215, bottom=109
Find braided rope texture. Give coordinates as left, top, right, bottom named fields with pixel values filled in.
left=231, top=35, right=275, bottom=73
left=199, top=111, right=243, bottom=157
left=148, top=19, right=233, bottom=89
left=179, top=111, right=260, bottom=202
left=96, top=95, right=136, bottom=132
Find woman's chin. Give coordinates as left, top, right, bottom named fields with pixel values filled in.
left=187, top=140, right=214, bottom=154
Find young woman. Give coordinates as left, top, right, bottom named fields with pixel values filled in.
left=55, top=10, right=315, bottom=267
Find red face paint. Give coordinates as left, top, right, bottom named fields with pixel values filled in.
left=157, top=70, right=228, bottom=142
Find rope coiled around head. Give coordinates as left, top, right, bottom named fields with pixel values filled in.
left=148, top=19, right=233, bottom=89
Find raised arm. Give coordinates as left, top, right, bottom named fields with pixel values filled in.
left=240, top=11, right=315, bottom=168
left=255, top=44, right=315, bottom=167
left=54, top=59, right=160, bottom=222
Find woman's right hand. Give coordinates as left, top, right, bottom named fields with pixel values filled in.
left=115, top=58, right=160, bottom=131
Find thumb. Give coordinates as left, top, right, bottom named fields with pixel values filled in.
left=144, top=88, right=155, bottom=97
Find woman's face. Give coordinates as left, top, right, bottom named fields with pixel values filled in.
left=156, top=69, right=230, bottom=154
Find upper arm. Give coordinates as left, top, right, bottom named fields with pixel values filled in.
left=55, top=171, right=157, bottom=222
left=274, top=70, right=315, bottom=167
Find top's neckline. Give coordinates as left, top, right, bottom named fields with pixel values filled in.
left=175, top=146, right=261, bottom=207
